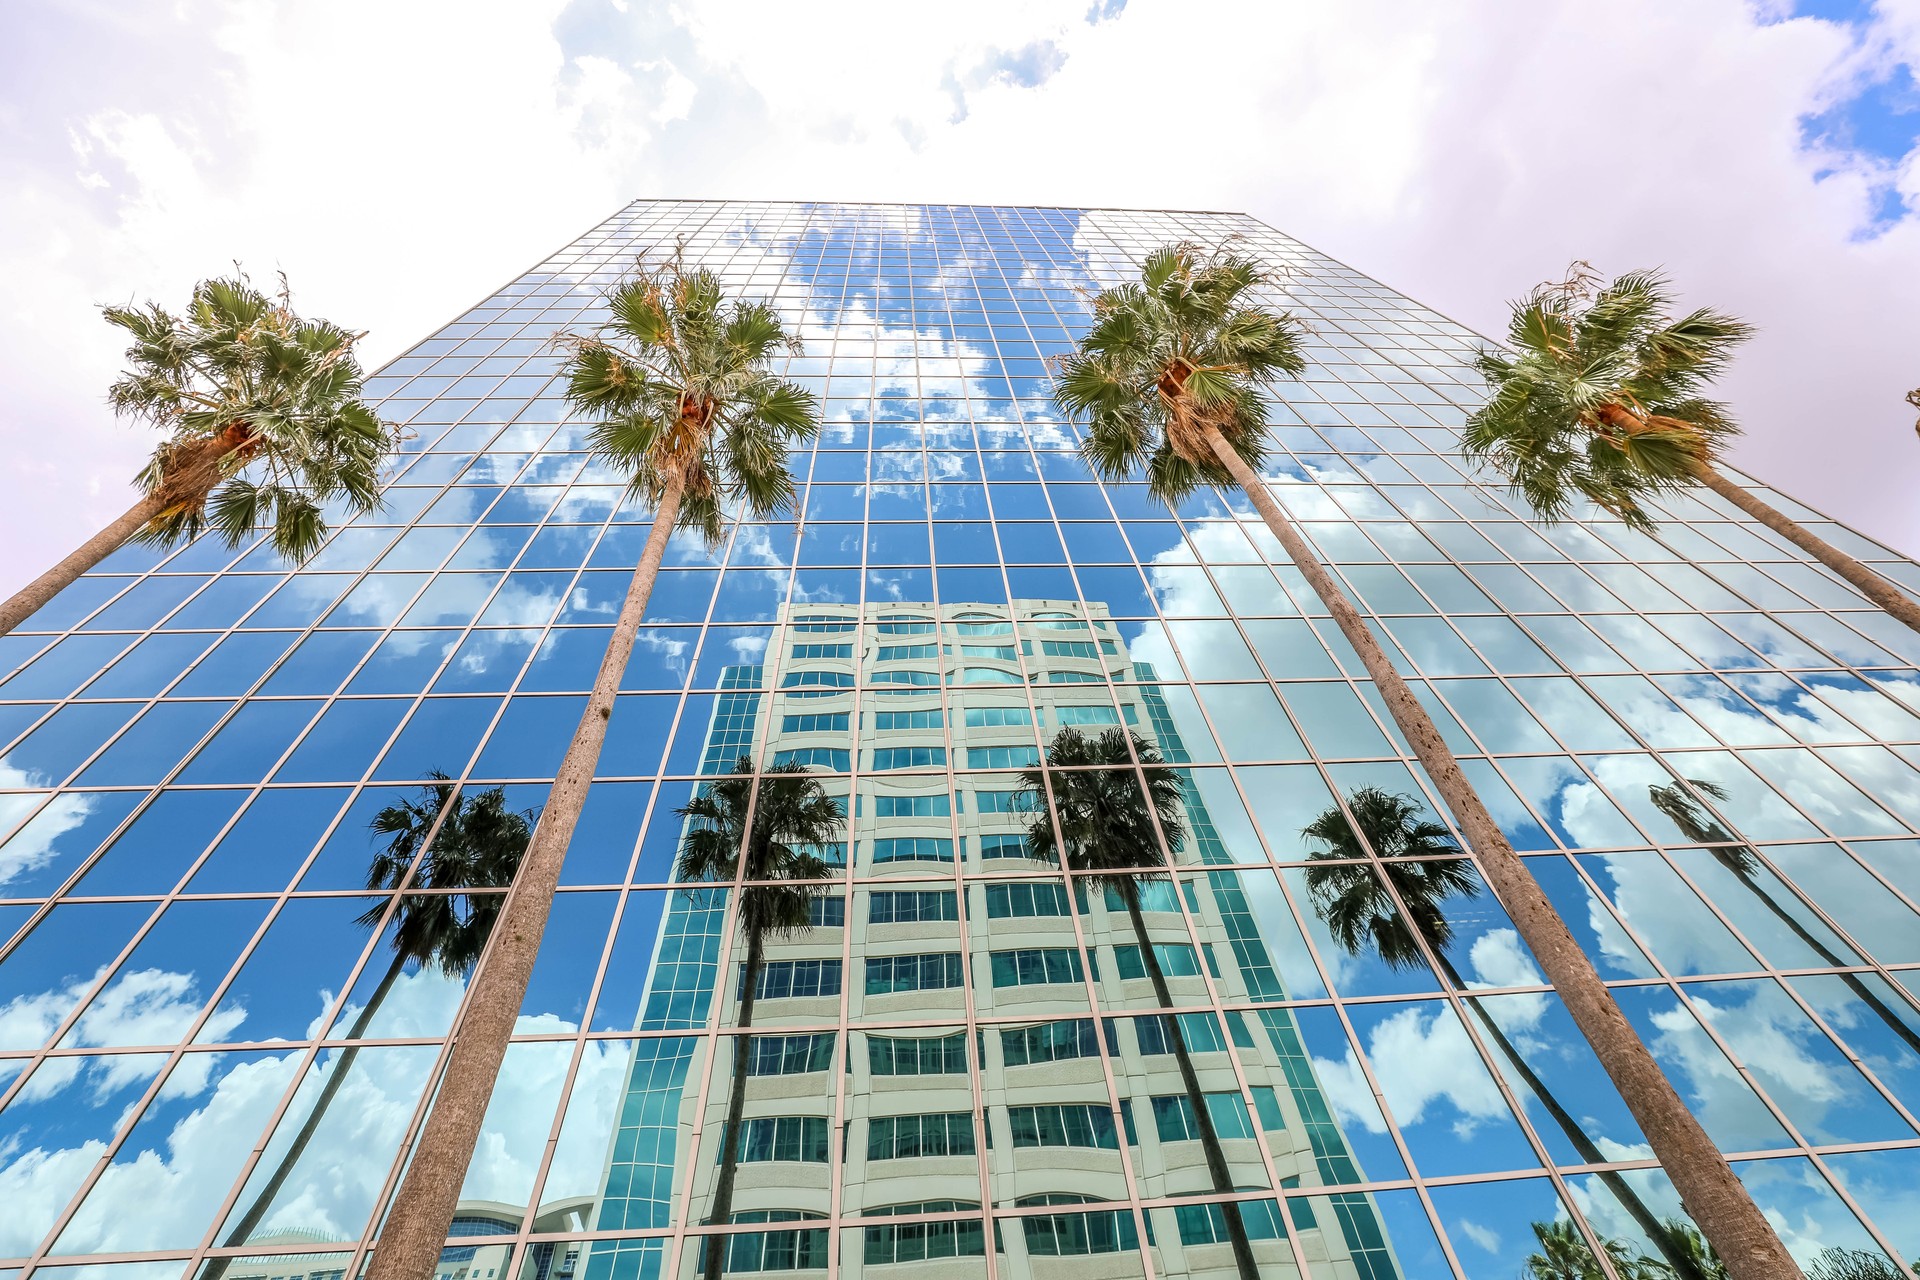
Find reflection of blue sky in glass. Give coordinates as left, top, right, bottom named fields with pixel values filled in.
left=0, top=199, right=1916, bottom=1271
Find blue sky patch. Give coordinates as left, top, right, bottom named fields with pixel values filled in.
left=1778, top=2, right=1920, bottom=234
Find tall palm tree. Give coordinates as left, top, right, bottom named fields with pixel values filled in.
left=1303, top=787, right=1703, bottom=1277
left=1466, top=265, right=1920, bottom=636
left=367, top=261, right=820, bottom=1280
left=1054, top=242, right=1794, bottom=1277
left=1650, top=779, right=1920, bottom=1058
left=0, top=274, right=392, bottom=637
left=205, top=775, right=532, bottom=1280
left=674, top=757, right=842, bottom=1280
left=1523, top=1218, right=1673, bottom=1280
left=1019, top=725, right=1260, bottom=1280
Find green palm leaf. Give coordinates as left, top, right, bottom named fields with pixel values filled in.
left=557, top=259, right=820, bottom=545
left=103, top=272, right=395, bottom=557
left=1051, top=242, right=1306, bottom=506
left=1465, top=266, right=1753, bottom=530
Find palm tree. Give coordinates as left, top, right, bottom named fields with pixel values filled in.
left=1523, top=1218, right=1673, bottom=1280
left=1466, top=265, right=1920, bottom=636
left=1807, top=1245, right=1917, bottom=1279
left=205, top=775, right=532, bottom=1280
left=1019, top=725, right=1260, bottom=1280
left=674, top=757, right=842, bottom=1280
left=0, top=273, right=392, bottom=637
left=1656, top=1219, right=1729, bottom=1279
left=1302, top=787, right=1702, bottom=1277
left=366, top=261, right=820, bottom=1280
left=1054, top=242, right=1794, bottom=1277
left=1650, top=780, right=1920, bottom=1059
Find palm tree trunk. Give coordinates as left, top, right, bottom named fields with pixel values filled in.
left=204, top=952, right=408, bottom=1280
left=1202, top=427, right=1796, bottom=1280
left=1434, top=955, right=1697, bottom=1276
left=0, top=492, right=167, bottom=638
left=1121, top=888, right=1259, bottom=1280
left=702, top=929, right=762, bottom=1280
left=1692, top=464, right=1920, bottom=637
left=1729, top=871, right=1920, bottom=1059
left=365, top=481, right=685, bottom=1280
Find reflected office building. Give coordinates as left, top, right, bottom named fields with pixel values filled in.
left=3, top=201, right=1920, bottom=1280
left=586, top=599, right=1397, bottom=1279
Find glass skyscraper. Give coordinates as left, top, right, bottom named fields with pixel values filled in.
left=2, top=200, right=1919, bottom=1280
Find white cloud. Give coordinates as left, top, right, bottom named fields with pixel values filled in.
left=1644, top=992, right=1804, bottom=1152
left=7, top=0, right=1918, bottom=600
left=1318, top=1001, right=1513, bottom=1139
left=456, top=1024, right=631, bottom=1208
left=0, top=952, right=639, bottom=1260
left=0, top=786, right=92, bottom=889
left=1455, top=1217, right=1502, bottom=1253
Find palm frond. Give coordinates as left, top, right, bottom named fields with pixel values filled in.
left=672, top=759, right=845, bottom=946
left=1469, top=267, right=1753, bottom=531
left=359, top=777, right=533, bottom=974
left=561, top=260, right=820, bottom=547
left=1301, top=788, right=1477, bottom=972
left=1052, top=241, right=1305, bottom=516
left=101, top=269, right=395, bottom=556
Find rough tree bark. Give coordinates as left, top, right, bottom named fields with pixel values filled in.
left=0, top=494, right=166, bottom=637
left=1, top=426, right=256, bottom=638
left=1432, top=953, right=1694, bottom=1274
left=1204, top=426, right=1797, bottom=1280
left=1594, top=401, right=1920, bottom=637
left=1693, top=464, right=1920, bottom=637
left=365, top=481, right=685, bottom=1280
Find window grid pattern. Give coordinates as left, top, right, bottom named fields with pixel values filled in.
left=0, top=199, right=1915, bottom=1278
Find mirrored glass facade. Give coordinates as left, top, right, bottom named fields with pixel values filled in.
left=3, top=200, right=1920, bottom=1279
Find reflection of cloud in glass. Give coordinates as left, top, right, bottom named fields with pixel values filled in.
left=45, top=1052, right=301, bottom=1257
left=481, top=580, right=568, bottom=628
left=0, top=965, right=620, bottom=1258
left=1315, top=1001, right=1511, bottom=1138
left=457, top=1025, right=630, bottom=1210
left=1640, top=996, right=1795, bottom=1152
left=0, top=781, right=92, bottom=886
left=2, top=965, right=240, bottom=1102
left=1578, top=847, right=1749, bottom=980
left=1573, top=1157, right=1891, bottom=1271
left=1313, top=930, right=1547, bottom=1141
left=1454, top=1217, right=1502, bottom=1253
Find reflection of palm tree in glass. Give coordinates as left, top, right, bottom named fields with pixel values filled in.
left=674, top=758, right=842, bottom=1280
left=1806, top=1245, right=1918, bottom=1279
left=370, top=261, right=822, bottom=1280
left=206, top=775, right=533, bottom=1279
left=1655, top=1219, right=1729, bottom=1278
left=1523, top=1218, right=1673, bottom=1280
left=1302, top=787, right=1699, bottom=1275
left=1054, top=245, right=1787, bottom=1277
left=1650, top=779, right=1920, bottom=1059
left=1019, top=726, right=1259, bottom=1280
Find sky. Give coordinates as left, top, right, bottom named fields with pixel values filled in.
left=3, top=0, right=1920, bottom=594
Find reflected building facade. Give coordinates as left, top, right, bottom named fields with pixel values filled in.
left=588, top=599, right=1397, bottom=1278
left=3, top=201, right=1920, bottom=1280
